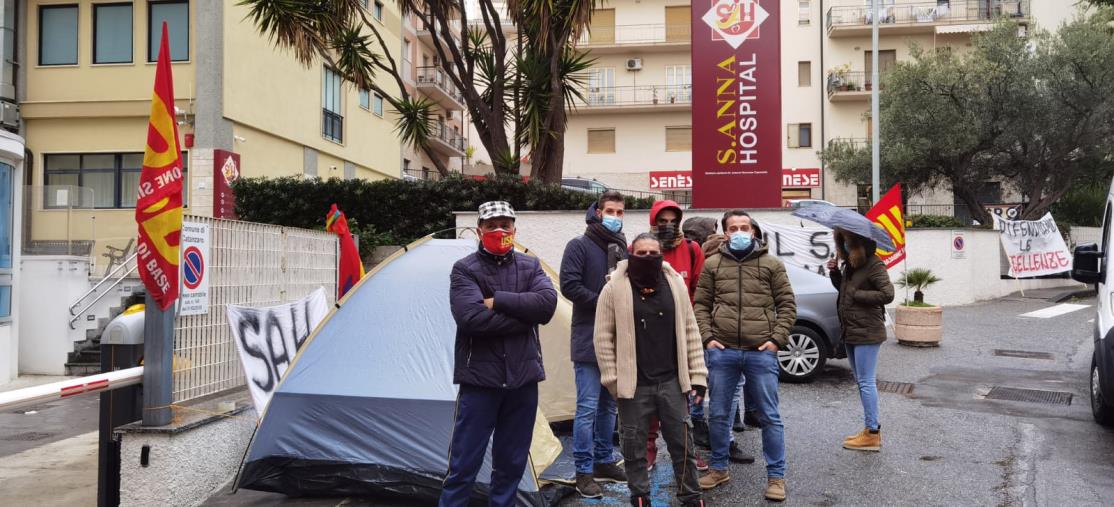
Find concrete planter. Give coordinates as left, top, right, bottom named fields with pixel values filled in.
left=895, top=305, right=943, bottom=347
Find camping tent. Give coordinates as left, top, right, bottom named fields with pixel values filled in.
left=237, top=237, right=575, bottom=504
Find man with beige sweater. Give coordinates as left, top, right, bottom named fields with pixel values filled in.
left=594, top=233, right=708, bottom=507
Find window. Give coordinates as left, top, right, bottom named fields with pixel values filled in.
left=587, top=129, right=615, bottom=154
left=39, top=5, right=78, bottom=65
left=798, top=61, right=811, bottom=87
left=799, top=1, right=810, bottom=25
left=0, top=163, right=11, bottom=270
left=664, top=6, right=690, bottom=42
left=587, top=68, right=615, bottom=105
left=359, top=88, right=370, bottom=110
left=666, top=65, right=692, bottom=103
left=373, top=1, right=384, bottom=21
left=665, top=126, right=691, bottom=152
left=372, top=93, right=384, bottom=116
left=787, top=123, right=812, bottom=148
left=322, top=68, right=344, bottom=142
left=148, top=0, right=189, bottom=62
left=95, top=4, right=133, bottom=64
left=44, top=152, right=188, bottom=209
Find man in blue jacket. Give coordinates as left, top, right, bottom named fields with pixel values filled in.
left=441, top=201, right=559, bottom=507
left=559, top=191, right=629, bottom=498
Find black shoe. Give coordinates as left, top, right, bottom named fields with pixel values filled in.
left=681, top=499, right=706, bottom=507
left=729, top=441, right=756, bottom=464
left=693, top=419, right=711, bottom=449
left=576, top=473, right=603, bottom=498
left=594, top=462, right=628, bottom=483
left=630, top=495, right=653, bottom=507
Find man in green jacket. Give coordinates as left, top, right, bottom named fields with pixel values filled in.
left=693, top=210, right=797, bottom=502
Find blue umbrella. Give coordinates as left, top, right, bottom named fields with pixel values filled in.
left=791, top=204, right=896, bottom=252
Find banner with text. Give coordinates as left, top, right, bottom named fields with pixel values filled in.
left=228, top=288, right=329, bottom=415
left=762, top=223, right=835, bottom=276
left=692, top=0, right=782, bottom=208
left=995, top=213, right=1072, bottom=278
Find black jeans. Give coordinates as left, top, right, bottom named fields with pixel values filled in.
left=617, top=379, right=702, bottom=504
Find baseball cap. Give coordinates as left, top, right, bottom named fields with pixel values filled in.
left=478, top=201, right=517, bottom=221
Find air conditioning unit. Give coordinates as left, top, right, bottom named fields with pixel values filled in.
left=625, top=58, right=643, bottom=71
left=0, top=102, right=19, bottom=130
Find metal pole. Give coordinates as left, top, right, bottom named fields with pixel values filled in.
left=142, top=293, right=175, bottom=425
left=871, top=0, right=881, bottom=205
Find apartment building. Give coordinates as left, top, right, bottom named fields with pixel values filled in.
left=22, top=0, right=405, bottom=259
left=563, top=0, right=1076, bottom=209
left=400, top=10, right=468, bottom=179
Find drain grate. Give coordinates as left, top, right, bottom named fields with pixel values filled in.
left=984, top=386, right=1072, bottom=405
left=877, top=381, right=915, bottom=395
left=993, top=349, right=1055, bottom=360
left=0, top=431, right=54, bottom=441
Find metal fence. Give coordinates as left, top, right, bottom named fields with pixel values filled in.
left=172, top=217, right=337, bottom=403
left=826, top=0, right=1031, bottom=30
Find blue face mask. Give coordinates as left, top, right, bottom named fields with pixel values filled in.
left=601, top=215, right=623, bottom=233
left=729, top=231, right=753, bottom=251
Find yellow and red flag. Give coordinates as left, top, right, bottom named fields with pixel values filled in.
left=136, top=22, right=184, bottom=310
left=326, top=204, right=366, bottom=300
left=866, top=184, right=906, bottom=269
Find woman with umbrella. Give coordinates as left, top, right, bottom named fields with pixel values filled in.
left=792, top=205, right=895, bottom=451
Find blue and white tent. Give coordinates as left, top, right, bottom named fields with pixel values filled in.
left=237, top=238, right=572, bottom=504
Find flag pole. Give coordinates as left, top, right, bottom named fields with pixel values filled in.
left=871, top=0, right=881, bottom=205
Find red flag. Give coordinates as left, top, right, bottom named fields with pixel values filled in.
left=865, top=184, right=906, bottom=269
left=326, top=204, right=366, bottom=300
left=136, top=22, right=184, bottom=310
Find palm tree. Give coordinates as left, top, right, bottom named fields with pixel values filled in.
left=896, top=268, right=942, bottom=305
left=239, top=0, right=599, bottom=183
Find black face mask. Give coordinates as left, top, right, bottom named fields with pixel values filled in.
left=655, top=224, right=678, bottom=248
left=628, top=254, right=664, bottom=291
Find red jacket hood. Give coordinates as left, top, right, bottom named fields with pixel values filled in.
left=649, top=200, right=683, bottom=225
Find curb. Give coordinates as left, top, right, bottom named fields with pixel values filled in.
left=1049, top=287, right=1097, bottom=303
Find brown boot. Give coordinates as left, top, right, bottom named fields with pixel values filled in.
left=843, top=428, right=868, bottom=443
left=843, top=428, right=881, bottom=452
left=765, top=477, right=787, bottom=501
left=698, top=469, right=730, bottom=490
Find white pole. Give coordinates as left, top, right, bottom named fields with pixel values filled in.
left=0, top=367, right=144, bottom=413
left=871, top=0, right=881, bottom=205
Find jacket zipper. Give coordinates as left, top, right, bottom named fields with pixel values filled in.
left=737, top=261, right=743, bottom=346
left=467, top=336, right=473, bottom=367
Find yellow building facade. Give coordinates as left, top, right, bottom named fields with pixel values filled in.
left=22, top=0, right=404, bottom=260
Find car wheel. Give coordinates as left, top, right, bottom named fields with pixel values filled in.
left=778, top=325, right=828, bottom=383
left=1091, top=353, right=1114, bottom=426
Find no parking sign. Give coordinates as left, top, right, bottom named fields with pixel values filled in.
left=180, top=221, right=210, bottom=316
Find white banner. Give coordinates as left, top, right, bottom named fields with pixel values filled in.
left=228, top=288, right=329, bottom=415
left=761, top=223, right=837, bottom=276
left=994, top=213, right=1072, bottom=278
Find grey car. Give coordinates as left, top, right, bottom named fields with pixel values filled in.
left=779, top=264, right=844, bottom=382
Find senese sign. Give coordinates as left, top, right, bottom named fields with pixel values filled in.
left=650, top=171, right=694, bottom=190
left=782, top=168, right=820, bottom=188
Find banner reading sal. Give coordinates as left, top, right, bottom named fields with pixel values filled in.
left=692, top=0, right=782, bottom=209
left=136, top=22, right=184, bottom=311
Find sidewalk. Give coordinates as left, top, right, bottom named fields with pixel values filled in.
left=0, top=431, right=97, bottom=507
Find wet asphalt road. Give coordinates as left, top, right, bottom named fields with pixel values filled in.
left=205, top=294, right=1114, bottom=506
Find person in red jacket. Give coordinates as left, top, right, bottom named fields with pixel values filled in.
left=646, top=201, right=708, bottom=471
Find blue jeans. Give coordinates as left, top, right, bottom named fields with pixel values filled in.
left=707, top=348, right=786, bottom=478
left=573, top=361, right=618, bottom=473
left=846, top=343, right=881, bottom=431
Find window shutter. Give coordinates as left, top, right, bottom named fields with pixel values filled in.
left=787, top=124, right=800, bottom=148
left=587, top=129, right=616, bottom=153
left=665, top=127, right=691, bottom=152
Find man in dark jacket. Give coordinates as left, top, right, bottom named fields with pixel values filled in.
left=441, top=201, right=558, bottom=507
left=559, top=190, right=629, bottom=498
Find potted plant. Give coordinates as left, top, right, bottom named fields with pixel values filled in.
left=894, top=268, right=944, bottom=347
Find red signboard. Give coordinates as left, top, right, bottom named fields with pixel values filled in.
left=213, top=150, right=239, bottom=220
left=782, top=167, right=821, bottom=188
left=691, top=0, right=782, bottom=209
left=650, top=171, right=694, bottom=190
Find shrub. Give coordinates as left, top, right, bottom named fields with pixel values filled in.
left=895, top=268, right=942, bottom=305
left=233, top=174, right=656, bottom=249
left=908, top=214, right=965, bottom=228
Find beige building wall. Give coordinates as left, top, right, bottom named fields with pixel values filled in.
left=23, top=0, right=406, bottom=254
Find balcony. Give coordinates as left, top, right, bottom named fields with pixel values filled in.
left=322, top=109, right=343, bottom=143
left=568, top=85, right=692, bottom=114
left=575, top=24, right=691, bottom=54
left=466, top=19, right=517, bottom=36
left=429, top=122, right=466, bottom=157
left=826, top=0, right=1029, bottom=38
left=415, top=66, right=466, bottom=111
left=417, top=24, right=462, bottom=60
left=827, top=138, right=869, bottom=150
left=826, top=71, right=888, bottom=102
